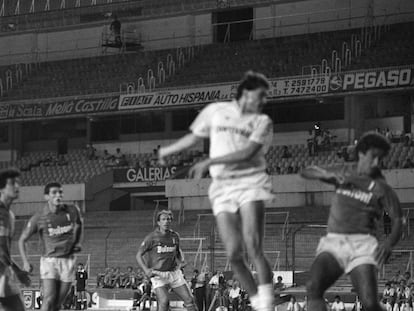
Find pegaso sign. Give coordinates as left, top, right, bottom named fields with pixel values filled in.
left=330, top=68, right=413, bottom=92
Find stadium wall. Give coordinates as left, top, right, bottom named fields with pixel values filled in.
left=1, top=0, right=414, bottom=65
left=165, top=169, right=414, bottom=210
left=12, top=184, right=85, bottom=216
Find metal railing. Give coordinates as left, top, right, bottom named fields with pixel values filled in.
left=379, top=249, right=414, bottom=280
left=403, top=208, right=414, bottom=238
left=2, top=3, right=413, bottom=66
left=180, top=237, right=207, bottom=268
left=224, top=251, right=281, bottom=272
left=264, top=211, right=290, bottom=241
left=193, top=213, right=215, bottom=238
left=177, top=197, right=185, bottom=225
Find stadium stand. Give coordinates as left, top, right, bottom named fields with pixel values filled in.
left=348, top=22, right=414, bottom=70
left=163, top=22, right=414, bottom=87
left=0, top=141, right=412, bottom=186
left=2, top=22, right=413, bottom=101
left=0, top=0, right=284, bottom=32
left=1, top=47, right=192, bottom=99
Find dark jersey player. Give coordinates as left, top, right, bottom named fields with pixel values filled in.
left=136, top=210, right=196, bottom=311
left=301, top=132, right=403, bottom=311
left=0, top=169, right=31, bottom=311
left=18, top=182, right=83, bottom=311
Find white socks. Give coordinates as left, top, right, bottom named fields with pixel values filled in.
left=258, top=284, right=274, bottom=302
left=250, top=284, right=274, bottom=311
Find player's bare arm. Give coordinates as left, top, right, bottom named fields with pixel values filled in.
left=18, top=216, right=37, bottom=273
left=189, top=141, right=262, bottom=179
left=376, top=188, right=403, bottom=266
left=72, top=205, right=84, bottom=252
left=158, top=133, right=203, bottom=165
left=136, top=245, right=154, bottom=278
left=175, top=236, right=186, bottom=268
left=300, top=166, right=344, bottom=185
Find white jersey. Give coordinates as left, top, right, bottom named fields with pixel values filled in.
left=190, top=100, right=273, bottom=179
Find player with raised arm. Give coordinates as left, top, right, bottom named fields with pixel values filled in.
left=0, top=169, right=31, bottom=311
left=18, top=182, right=83, bottom=311
left=159, top=71, right=275, bottom=311
left=136, top=210, right=196, bottom=311
left=301, top=132, right=403, bottom=311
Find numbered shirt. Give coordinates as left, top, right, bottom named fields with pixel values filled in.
left=27, top=204, right=81, bottom=257
left=190, top=101, right=273, bottom=179
left=139, top=229, right=180, bottom=272
left=328, top=174, right=401, bottom=235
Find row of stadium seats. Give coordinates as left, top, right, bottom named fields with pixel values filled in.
left=348, top=22, right=414, bottom=70
left=0, top=141, right=412, bottom=186
left=3, top=21, right=413, bottom=101
left=2, top=49, right=173, bottom=99
left=163, top=28, right=357, bottom=87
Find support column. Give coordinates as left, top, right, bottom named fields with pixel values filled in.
left=9, top=122, right=23, bottom=161
left=344, top=95, right=364, bottom=142
left=86, top=117, right=92, bottom=144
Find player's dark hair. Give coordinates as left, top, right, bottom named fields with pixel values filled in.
left=355, top=132, right=391, bottom=156
left=236, top=71, right=269, bottom=100
left=0, top=169, right=20, bottom=190
left=44, top=182, right=62, bottom=194
left=156, top=209, right=173, bottom=222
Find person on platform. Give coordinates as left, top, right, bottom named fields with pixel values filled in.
left=19, top=182, right=83, bottom=311
left=136, top=210, right=196, bottom=311
left=301, top=132, right=403, bottom=311
left=76, top=263, right=88, bottom=310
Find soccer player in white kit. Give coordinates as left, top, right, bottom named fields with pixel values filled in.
left=159, top=71, right=275, bottom=311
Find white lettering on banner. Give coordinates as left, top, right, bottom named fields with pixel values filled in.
left=45, top=97, right=118, bottom=116
left=126, top=167, right=177, bottom=182
left=271, top=76, right=329, bottom=97
left=118, top=85, right=236, bottom=110
left=74, top=97, right=118, bottom=113
left=342, top=69, right=412, bottom=90
left=118, top=77, right=331, bottom=111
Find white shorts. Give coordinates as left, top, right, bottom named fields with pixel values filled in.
left=40, top=256, right=76, bottom=283
left=151, top=269, right=187, bottom=290
left=208, top=173, right=274, bottom=216
left=316, top=233, right=378, bottom=274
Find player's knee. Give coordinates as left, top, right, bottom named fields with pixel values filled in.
left=157, top=297, right=170, bottom=311
left=244, top=235, right=261, bottom=255
left=183, top=296, right=197, bottom=311
left=360, top=297, right=380, bottom=311
left=228, top=250, right=244, bottom=265
left=40, top=297, right=54, bottom=311
left=306, top=279, right=323, bottom=297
